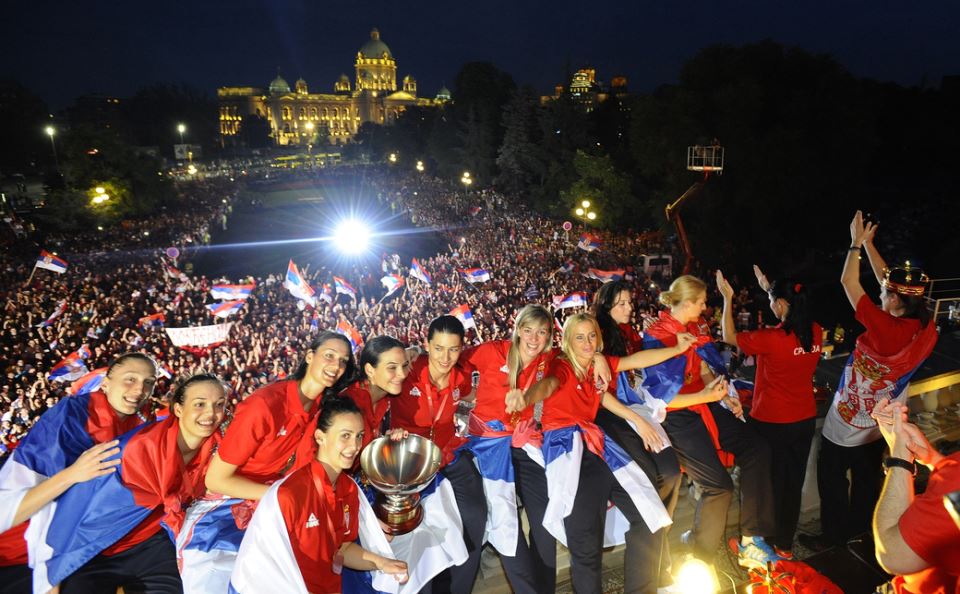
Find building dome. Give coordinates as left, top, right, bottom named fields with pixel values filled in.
left=359, top=28, right=392, bottom=59
left=269, top=74, right=291, bottom=95
left=436, top=86, right=452, bottom=101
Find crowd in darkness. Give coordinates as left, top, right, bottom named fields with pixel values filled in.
left=0, top=166, right=766, bottom=454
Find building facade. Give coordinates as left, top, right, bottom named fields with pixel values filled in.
left=218, top=28, right=449, bottom=146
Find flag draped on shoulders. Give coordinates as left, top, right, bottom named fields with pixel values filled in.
left=67, top=367, right=108, bottom=396
left=640, top=311, right=725, bottom=404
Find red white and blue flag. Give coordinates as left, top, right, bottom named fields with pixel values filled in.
left=68, top=367, right=108, bottom=396
left=206, top=300, right=245, bottom=319
left=283, top=260, right=316, bottom=307
left=38, top=300, right=68, bottom=328
left=48, top=345, right=91, bottom=383
left=210, top=283, right=255, bottom=301
left=577, top=234, right=602, bottom=252
left=449, top=304, right=477, bottom=330
left=583, top=268, right=625, bottom=283
left=35, top=250, right=68, bottom=273
left=380, top=274, right=405, bottom=297
left=410, top=258, right=432, bottom=285
left=163, top=263, right=188, bottom=282
left=336, top=320, right=364, bottom=353
left=460, top=268, right=491, bottom=283
left=334, top=276, right=357, bottom=299
left=319, top=283, right=333, bottom=304
left=138, top=313, right=166, bottom=329
left=557, top=260, right=576, bottom=275
left=552, top=292, right=588, bottom=310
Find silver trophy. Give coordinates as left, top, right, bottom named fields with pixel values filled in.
left=360, top=434, right=442, bottom=535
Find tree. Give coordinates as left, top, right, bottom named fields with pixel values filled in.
left=0, top=79, right=50, bottom=174
left=496, top=87, right=548, bottom=196
left=239, top=114, right=272, bottom=148
left=124, top=84, right=218, bottom=157
left=560, top=150, right=634, bottom=227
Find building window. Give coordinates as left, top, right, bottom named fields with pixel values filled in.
left=282, top=106, right=291, bottom=120
left=322, top=107, right=328, bottom=118
left=310, top=107, right=317, bottom=118
left=333, top=107, right=340, bottom=118
left=299, top=108, right=306, bottom=119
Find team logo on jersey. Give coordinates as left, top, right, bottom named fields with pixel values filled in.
left=276, top=427, right=287, bottom=437
left=453, top=388, right=461, bottom=401
left=306, top=513, right=320, bottom=528
left=499, top=364, right=510, bottom=373
left=410, top=387, right=421, bottom=397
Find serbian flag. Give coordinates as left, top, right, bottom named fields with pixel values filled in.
left=557, top=260, right=576, bottom=275
left=138, top=313, right=166, bottom=329
left=640, top=312, right=725, bottom=404
left=68, top=367, right=108, bottom=396
left=206, top=301, right=245, bottom=319
left=577, top=234, right=602, bottom=252
left=319, top=283, right=333, bottom=304
left=42, top=416, right=218, bottom=591
left=552, top=292, right=588, bottom=310
left=449, top=304, right=476, bottom=330
left=583, top=268, right=625, bottom=283
left=334, top=276, right=357, bottom=299
left=38, top=300, right=68, bottom=328
left=336, top=320, right=364, bottom=353
left=48, top=345, right=91, bottom=382
left=410, top=258, right=432, bottom=285
left=210, top=283, right=255, bottom=301
left=163, top=263, right=188, bottom=282
left=284, top=260, right=316, bottom=306
left=380, top=274, right=405, bottom=297
left=460, top=268, right=491, bottom=283
left=157, top=363, right=173, bottom=380
left=35, top=250, right=68, bottom=273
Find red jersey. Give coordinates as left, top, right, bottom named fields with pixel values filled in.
left=894, top=453, right=960, bottom=594
left=618, top=323, right=644, bottom=355
left=461, top=341, right=555, bottom=426
left=390, top=356, right=473, bottom=465
left=738, top=323, right=823, bottom=423
left=856, top=295, right=923, bottom=357
left=277, top=460, right=359, bottom=594
left=541, top=356, right=619, bottom=431
left=218, top=380, right=319, bottom=484
left=342, top=382, right=391, bottom=448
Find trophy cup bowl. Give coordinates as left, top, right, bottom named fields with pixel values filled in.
left=360, top=434, right=442, bottom=535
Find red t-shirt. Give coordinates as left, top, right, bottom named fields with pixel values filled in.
left=894, top=453, right=960, bottom=593
left=277, top=460, right=359, bottom=594
left=460, top=341, right=555, bottom=426
left=856, top=295, right=923, bottom=357
left=218, top=380, right=319, bottom=484
left=390, top=356, right=473, bottom=465
left=738, top=323, right=823, bottom=424
left=342, top=382, right=391, bottom=448
left=618, top=323, right=643, bottom=355
left=541, top=355, right=619, bottom=431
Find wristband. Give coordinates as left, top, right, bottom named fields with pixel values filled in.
left=883, top=456, right=917, bottom=476
left=848, top=246, right=862, bottom=252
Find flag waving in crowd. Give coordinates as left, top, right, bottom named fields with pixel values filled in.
left=138, top=313, right=166, bottom=329
left=38, top=300, right=68, bottom=328
left=35, top=250, right=68, bottom=274
left=335, top=319, right=364, bottom=352
left=410, top=258, right=432, bottom=285
left=283, top=260, right=317, bottom=307
left=577, top=233, right=602, bottom=252
left=48, top=345, right=91, bottom=383
left=460, top=268, right=491, bottom=283
left=67, top=367, right=108, bottom=396
left=380, top=274, right=405, bottom=298
left=210, top=283, right=255, bottom=301
left=206, top=300, right=245, bottom=319
left=583, top=268, right=625, bottom=283
left=552, top=292, right=588, bottom=310
left=334, top=276, right=357, bottom=300
left=449, top=304, right=477, bottom=330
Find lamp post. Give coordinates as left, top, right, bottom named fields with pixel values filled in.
left=460, top=171, right=472, bottom=190
left=177, top=123, right=186, bottom=144
left=91, top=186, right=110, bottom=205
left=575, top=199, right=596, bottom=224
left=305, top=122, right=315, bottom=168
left=44, top=126, right=60, bottom=173
left=416, top=160, right=424, bottom=173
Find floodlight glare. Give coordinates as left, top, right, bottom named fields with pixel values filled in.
left=334, top=220, right=370, bottom=254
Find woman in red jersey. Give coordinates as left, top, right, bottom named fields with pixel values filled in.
left=342, top=336, right=409, bottom=449
left=716, top=266, right=822, bottom=557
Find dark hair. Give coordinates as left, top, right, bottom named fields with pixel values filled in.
left=896, top=294, right=932, bottom=328
left=168, top=373, right=225, bottom=405
left=292, top=331, right=357, bottom=394
left=427, top=315, right=464, bottom=342
left=592, top=280, right=631, bottom=356
left=359, top=336, right=406, bottom=378
left=107, top=352, right=157, bottom=376
left=769, top=279, right=814, bottom=352
left=316, top=394, right=362, bottom=432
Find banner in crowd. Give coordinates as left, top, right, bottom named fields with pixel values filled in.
left=410, top=258, right=432, bottom=285
left=552, top=292, right=588, bottom=310
left=35, top=250, right=68, bottom=273
left=460, top=268, right=491, bottom=283
left=164, top=323, right=233, bottom=347
left=283, top=260, right=316, bottom=306
left=450, top=304, right=476, bottom=330
left=210, top=283, right=255, bottom=301
left=583, top=268, right=625, bottom=283
left=577, top=234, right=602, bottom=252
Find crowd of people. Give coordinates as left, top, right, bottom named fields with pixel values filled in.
left=0, top=165, right=952, bottom=594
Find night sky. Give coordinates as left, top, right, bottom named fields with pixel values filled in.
left=4, top=0, right=959, bottom=109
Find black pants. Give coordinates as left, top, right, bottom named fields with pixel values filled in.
left=0, top=564, right=31, bottom=594
left=421, top=451, right=487, bottom=594
left=661, top=402, right=775, bottom=561
left=503, top=447, right=554, bottom=594
left=60, top=529, right=182, bottom=594
left=596, top=409, right=681, bottom=587
left=816, top=436, right=885, bottom=546
left=565, top=450, right=654, bottom=594
left=751, top=417, right=816, bottom=551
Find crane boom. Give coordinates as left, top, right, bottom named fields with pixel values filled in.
left=664, top=181, right=704, bottom=275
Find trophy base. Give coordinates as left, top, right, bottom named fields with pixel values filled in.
left=375, top=493, right=424, bottom=536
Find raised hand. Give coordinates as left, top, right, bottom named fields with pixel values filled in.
left=753, top=265, right=771, bottom=292
left=715, top=270, right=735, bottom=300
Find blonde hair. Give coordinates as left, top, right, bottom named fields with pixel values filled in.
left=658, top=275, right=707, bottom=308
left=507, top=305, right=554, bottom=389
left=560, top=313, right=603, bottom=380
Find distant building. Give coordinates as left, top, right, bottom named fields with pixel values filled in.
left=65, top=94, right=125, bottom=133
left=218, top=28, right=449, bottom=147
left=541, top=68, right=628, bottom=111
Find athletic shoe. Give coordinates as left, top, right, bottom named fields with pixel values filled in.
left=774, top=546, right=794, bottom=560
left=737, top=536, right=785, bottom=570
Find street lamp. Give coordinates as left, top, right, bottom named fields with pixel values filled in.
left=587, top=212, right=597, bottom=221
left=575, top=207, right=585, bottom=216
left=304, top=122, right=315, bottom=167
left=581, top=200, right=591, bottom=209
left=416, top=160, right=424, bottom=172
left=177, top=123, right=186, bottom=144
left=91, top=186, right=110, bottom=205
left=45, top=126, right=60, bottom=173
left=388, top=152, right=397, bottom=163
left=460, top=171, right=472, bottom=188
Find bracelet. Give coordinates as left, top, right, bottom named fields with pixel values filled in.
left=883, top=456, right=917, bottom=476
left=848, top=246, right=862, bottom=252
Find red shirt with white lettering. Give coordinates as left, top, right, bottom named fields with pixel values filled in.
left=737, top=323, right=823, bottom=423
left=277, top=459, right=359, bottom=594
left=342, top=382, right=391, bottom=448
left=390, top=356, right=473, bottom=465
left=218, top=380, right=319, bottom=483
left=461, top=341, right=555, bottom=426
left=541, top=356, right=619, bottom=431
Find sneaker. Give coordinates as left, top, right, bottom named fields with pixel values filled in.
left=774, top=546, right=794, bottom=560
left=737, top=536, right=785, bottom=570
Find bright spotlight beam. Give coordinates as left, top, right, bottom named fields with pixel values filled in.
left=334, top=219, right=370, bottom=254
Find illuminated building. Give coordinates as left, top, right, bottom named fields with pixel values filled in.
left=218, top=28, right=449, bottom=146
left=541, top=68, right=628, bottom=110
